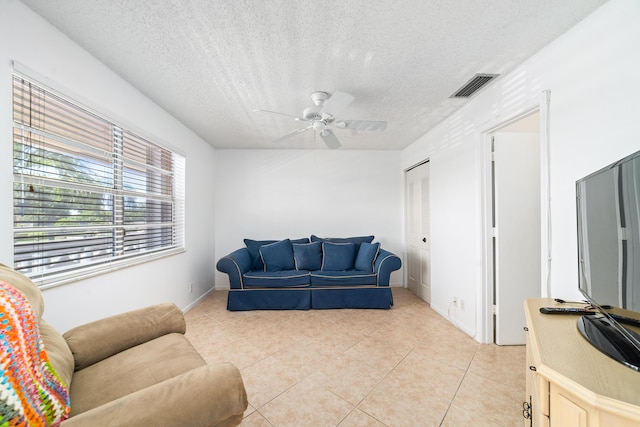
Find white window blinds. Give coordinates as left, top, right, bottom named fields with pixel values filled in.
left=12, top=74, right=185, bottom=287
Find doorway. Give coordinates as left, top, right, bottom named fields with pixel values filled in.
left=405, top=160, right=431, bottom=303
left=490, top=112, right=542, bottom=345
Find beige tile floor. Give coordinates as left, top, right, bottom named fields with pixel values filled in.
left=185, top=287, right=526, bottom=427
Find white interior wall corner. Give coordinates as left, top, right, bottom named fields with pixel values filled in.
left=0, top=1, right=218, bottom=332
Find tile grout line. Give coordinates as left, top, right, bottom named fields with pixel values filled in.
left=438, top=343, right=481, bottom=426
left=192, top=289, right=525, bottom=426
left=344, top=346, right=416, bottom=427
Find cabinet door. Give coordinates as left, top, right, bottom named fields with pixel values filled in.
left=524, top=367, right=537, bottom=427
left=525, top=327, right=550, bottom=427
left=550, top=384, right=588, bottom=427
left=525, top=348, right=536, bottom=425
left=536, top=376, right=550, bottom=427
left=599, top=411, right=640, bottom=427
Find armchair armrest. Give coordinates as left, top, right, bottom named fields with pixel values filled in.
left=61, top=363, right=248, bottom=427
left=63, top=302, right=185, bottom=371
left=216, top=248, right=252, bottom=289
left=374, top=249, right=402, bottom=287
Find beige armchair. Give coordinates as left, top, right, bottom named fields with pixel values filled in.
left=0, top=264, right=247, bottom=427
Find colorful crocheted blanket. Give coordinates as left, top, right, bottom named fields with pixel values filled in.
left=1, top=280, right=70, bottom=426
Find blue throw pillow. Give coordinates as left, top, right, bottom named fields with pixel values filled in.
left=244, top=239, right=277, bottom=269
left=260, top=239, right=295, bottom=272
left=311, top=235, right=374, bottom=250
left=293, top=242, right=322, bottom=271
left=321, top=242, right=356, bottom=271
left=245, top=237, right=310, bottom=270
left=354, top=242, right=380, bottom=272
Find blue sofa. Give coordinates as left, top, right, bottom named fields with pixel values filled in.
left=216, top=235, right=402, bottom=311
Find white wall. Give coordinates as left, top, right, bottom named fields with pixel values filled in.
left=0, top=1, right=217, bottom=331
left=401, top=0, right=640, bottom=341
left=214, top=149, right=404, bottom=287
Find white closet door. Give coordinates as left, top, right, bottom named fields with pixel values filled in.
left=405, top=162, right=431, bottom=303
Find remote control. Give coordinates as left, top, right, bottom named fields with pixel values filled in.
left=540, top=307, right=597, bottom=315
left=540, top=308, right=640, bottom=326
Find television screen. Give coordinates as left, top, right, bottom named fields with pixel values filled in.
left=576, top=149, right=640, bottom=370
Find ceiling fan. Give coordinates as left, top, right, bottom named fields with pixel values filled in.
left=253, top=91, right=387, bottom=149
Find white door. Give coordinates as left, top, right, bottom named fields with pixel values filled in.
left=494, top=132, right=540, bottom=345
left=405, top=161, right=431, bottom=303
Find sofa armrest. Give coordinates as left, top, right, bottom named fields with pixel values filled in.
left=63, top=302, right=185, bottom=371
left=216, top=248, right=252, bottom=289
left=374, top=249, right=402, bottom=287
left=61, top=363, right=248, bottom=427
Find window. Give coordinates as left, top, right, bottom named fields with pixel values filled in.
left=12, top=75, right=185, bottom=287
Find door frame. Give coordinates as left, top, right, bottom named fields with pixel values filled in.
left=404, top=158, right=430, bottom=297
left=478, top=90, right=551, bottom=343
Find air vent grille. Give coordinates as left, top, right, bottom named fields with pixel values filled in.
left=450, top=74, right=499, bottom=98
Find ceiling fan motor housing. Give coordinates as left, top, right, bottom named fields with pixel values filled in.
left=303, top=106, right=324, bottom=121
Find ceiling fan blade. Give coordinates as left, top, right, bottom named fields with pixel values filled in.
left=321, top=91, right=354, bottom=116
left=253, top=109, right=304, bottom=121
left=335, top=120, right=387, bottom=132
left=320, top=129, right=341, bottom=149
left=273, top=125, right=312, bottom=143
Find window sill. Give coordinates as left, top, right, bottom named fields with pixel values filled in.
left=32, top=248, right=186, bottom=290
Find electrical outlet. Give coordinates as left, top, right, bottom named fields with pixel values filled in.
left=189, top=283, right=193, bottom=293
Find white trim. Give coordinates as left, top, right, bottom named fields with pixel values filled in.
left=540, top=91, right=552, bottom=298
left=478, top=131, right=495, bottom=344
left=182, top=286, right=215, bottom=313
left=219, top=256, right=245, bottom=289
left=376, top=254, right=396, bottom=286
left=244, top=272, right=310, bottom=279
left=310, top=272, right=377, bottom=278
left=478, top=90, right=551, bottom=343
left=37, top=248, right=185, bottom=290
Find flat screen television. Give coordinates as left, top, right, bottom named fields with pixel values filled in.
left=576, top=149, right=640, bottom=371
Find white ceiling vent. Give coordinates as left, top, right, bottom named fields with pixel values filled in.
left=450, top=74, right=499, bottom=98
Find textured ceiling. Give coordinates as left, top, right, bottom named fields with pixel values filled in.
left=21, top=0, right=607, bottom=150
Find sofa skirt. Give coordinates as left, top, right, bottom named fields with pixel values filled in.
left=227, top=288, right=310, bottom=311
left=311, top=287, right=393, bottom=309
left=227, top=286, right=393, bottom=311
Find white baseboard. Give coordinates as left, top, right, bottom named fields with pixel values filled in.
left=182, top=287, right=216, bottom=313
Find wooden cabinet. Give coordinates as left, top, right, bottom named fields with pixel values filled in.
left=523, top=299, right=640, bottom=427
